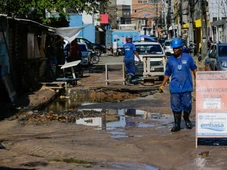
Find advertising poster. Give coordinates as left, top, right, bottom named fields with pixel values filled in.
left=196, top=71, right=227, bottom=139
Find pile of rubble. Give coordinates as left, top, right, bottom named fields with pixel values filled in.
left=8, top=109, right=119, bottom=125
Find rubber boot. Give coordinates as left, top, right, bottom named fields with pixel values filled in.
left=171, top=112, right=182, bottom=132
left=0, top=142, right=5, bottom=149
left=183, top=111, right=192, bottom=129
left=126, top=75, right=133, bottom=86
left=125, top=75, right=129, bottom=82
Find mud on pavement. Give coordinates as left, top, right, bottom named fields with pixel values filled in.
left=1, top=85, right=227, bottom=170
left=1, top=61, right=227, bottom=170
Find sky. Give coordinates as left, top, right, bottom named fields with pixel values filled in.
left=117, top=0, right=132, bottom=5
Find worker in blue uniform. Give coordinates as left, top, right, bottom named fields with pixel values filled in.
left=123, top=34, right=141, bottom=85
left=159, top=38, right=197, bottom=132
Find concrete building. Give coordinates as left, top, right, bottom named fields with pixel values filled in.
left=107, top=0, right=118, bottom=29
left=131, top=0, right=163, bottom=36
left=116, top=5, right=131, bottom=25
left=101, top=0, right=131, bottom=29
left=117, top=0, right=132, bottom=5
left=208, top=0, right=227, bottom=42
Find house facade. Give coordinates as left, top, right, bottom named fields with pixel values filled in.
left=0, top=16, right=61, bottom=102
left=131, top=0, right=163, bottom=36
left=208, top=0, right=227, bottom=42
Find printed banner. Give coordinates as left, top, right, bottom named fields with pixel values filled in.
left=196, top=71, right=227, bottom=137
left=197, top=113, right=227, bottom=136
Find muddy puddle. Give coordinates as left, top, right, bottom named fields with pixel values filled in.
left=43, top=88, right=140, bottom=113
left=32, top=88, right=173, bottom=135
left=42, top=92, right=173, bottom=132
left=107, top=162, right=159, bottom=170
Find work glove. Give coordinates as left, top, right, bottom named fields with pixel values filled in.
left=157, top=85, right=164, bottom=93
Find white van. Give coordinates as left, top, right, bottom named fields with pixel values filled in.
left=134, top=41, right=166, bottom=77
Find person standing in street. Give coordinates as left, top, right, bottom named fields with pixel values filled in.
left=159, top=38, right=197, bottom=132
left=207, top=37, right=213, bottom=50
left=123, top=35, right=141, bottom=85
left=112, top=39, right=118, bottom=56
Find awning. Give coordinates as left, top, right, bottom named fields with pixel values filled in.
left=211, top=19, right=226, bottom=26
left=55, top=26, right=84, bottom=43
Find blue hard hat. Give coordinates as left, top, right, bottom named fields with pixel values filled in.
left=171, top=38, right=183, bottom=48
left=126, top=34, right=133, bottom=39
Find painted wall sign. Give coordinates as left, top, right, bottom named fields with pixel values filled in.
left=142, top=14, right=150, bottom=17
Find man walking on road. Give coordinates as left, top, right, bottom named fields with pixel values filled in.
left=112, top=39, right=118, bottom=56
left=159, top=38, right=197, bottom=132
left=123, top=35, right=141, bottom=85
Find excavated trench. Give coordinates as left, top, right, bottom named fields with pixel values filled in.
left=10, top=86, right=161, bottom=125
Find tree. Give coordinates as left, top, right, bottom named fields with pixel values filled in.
left=0, top=0, right=109, bottom=26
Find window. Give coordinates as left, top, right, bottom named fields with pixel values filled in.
left=164, top=41, right=171, bottom=46
left=140, top=19, right=146, bottom=25
left=79, top=44, right=87, bottom=51
left=210, top=45, right=216, bottom=57
left=135, top=44, right=163, bottom=54
left=219, top=46, right=227, bottom=56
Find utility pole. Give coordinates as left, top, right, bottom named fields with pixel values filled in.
left=188, top=0, right=194, bottom=45
left=201, top=0, right=208, bottom=59
left=178, top=0, right=183, bottom=37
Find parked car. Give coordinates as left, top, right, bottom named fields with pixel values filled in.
left=163, top=39, right=173, bottom=54
left=64, top=42, right=99, bottom=66
left=76, top=37, right=106, bottom=57
left=204, top=42, right=227, bottom=71
left=159, top=36, right=168, bottom=46
left=64, top=42, right=88, bottom=63
left=134, top=41, right=166, bottom=77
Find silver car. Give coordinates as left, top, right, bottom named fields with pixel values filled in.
left=205, top=42, right=227, bottom=71
left=163, top=39, right=173, bottom=54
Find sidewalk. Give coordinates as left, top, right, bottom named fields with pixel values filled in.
left=96, top=52, right=124, bottom=66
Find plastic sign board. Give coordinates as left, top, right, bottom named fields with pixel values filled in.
left=196, top=71, right=227, bottom=147
left=143, top=14, right=150, bottom=17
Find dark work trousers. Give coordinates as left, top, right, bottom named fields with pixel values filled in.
left=170, top=92, right=192, bottom=113
left=124, top=59, right=135, bottom=76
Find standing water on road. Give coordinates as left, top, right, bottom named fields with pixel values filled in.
left=40, top=89, right=173, bottom=132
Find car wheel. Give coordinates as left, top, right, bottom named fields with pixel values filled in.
left=94, top=49, right=101, bottom=57
left=90, top=55, right=100, bottom=64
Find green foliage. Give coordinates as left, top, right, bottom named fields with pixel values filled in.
left=0, top=0, right=109, bottom=26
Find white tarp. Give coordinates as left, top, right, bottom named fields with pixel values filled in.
left=55, top=26, right=84, bottom=43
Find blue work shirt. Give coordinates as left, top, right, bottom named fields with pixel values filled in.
left=123, top=42, right=136, bottom=61
left=165, top=53, right=197, bottom=93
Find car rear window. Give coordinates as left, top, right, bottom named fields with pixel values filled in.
left=164, top=41, right=171, bottom=46
left=135, top=44, right=163, bottom=54
left=219, top=46, right=227, bottom=56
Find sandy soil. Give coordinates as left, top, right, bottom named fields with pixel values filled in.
left=1, top=62, right=227, bottom=170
